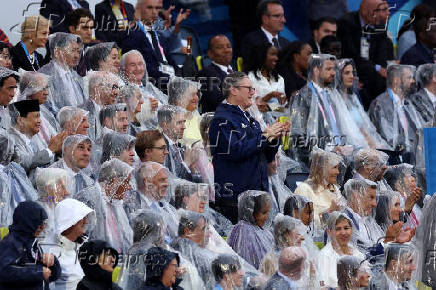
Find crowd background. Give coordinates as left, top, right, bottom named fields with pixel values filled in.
left=0, top=0, right=435, bottom=290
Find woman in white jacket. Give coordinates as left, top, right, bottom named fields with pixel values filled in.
left=53, top=198, right=95, bottom=290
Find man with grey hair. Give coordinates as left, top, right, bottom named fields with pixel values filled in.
left=119, top=49, right=164, bottom=107
left=209, top=71, right=288, bottom=223
left=80, top=71, right=119, bottom=141
left=369, top=65, right=423, bottom=160
left=57, top=106, right=90, bottom=136
left=409, top=64, right=436, bottom=123
left=76, top=158, right=134, bottom=253
left=39, top=32, right=86, bottom=114
left=124, top=161, right=178, bottom=238
left=264, top=246, right=308, bottom=289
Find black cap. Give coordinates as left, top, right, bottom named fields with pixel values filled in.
left=11, top=100, right=40, bottom=117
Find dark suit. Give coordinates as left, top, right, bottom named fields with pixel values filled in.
left=337, top=11, right=394, bottom=108
left=196, top=63, right=229, bottom=113
left=400, top=41, right=435, bottom=66
left=10, top=43, right=45, bottom=71
left=120, top=27, right=174, bottom=91
left=94, top=0, right=135, bottom=46
left=308, top=38, right=320, bottom=54
left=240, top=28, right=290, bottom=61
left=40, top=0, right=90, bottom=33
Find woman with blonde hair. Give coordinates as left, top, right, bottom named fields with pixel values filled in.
left=11, top=15, right=50, bottom=71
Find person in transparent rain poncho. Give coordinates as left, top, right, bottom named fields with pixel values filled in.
left=118, top=84, right=152, bottom=136
left=99, top=103, right=129, bottom=137
left=80, top=71, right=119, bottom=141
left=368, top=65, right=425, bottom=156
left=158, top=105, right=201, bottom=182
left=294, top=147, right=346, bottom=239
left=412, top=64, right=436, bottom=193
left=375, top=190, right=416, bottom=243
left=119, top=210, right=205, bottom=290
left=34, top=168, right=70, bottom=244
left=212, top=254, right=246, bottom=290
left=57, top=106, right=90, bottom=137
left=259, top=214, right=306, bottom=278
left=384, top=164, right=423, bottom=228
left=170, top=210, right=219, bottom=288
left=317, top=212, right=365, bottom=289
left=370, top=243, right=418, bottom=290
left=227, top=190, right=274, bottom=269
left=18, top=71, right=60, bottom=149
left=53, top=198, right=95, bottom=290
left=415, top=193, right=436, bottom=288
left=101, top=132, right=136, bottom=167
left=284, top=195, right=314, bottom=235
left=167, top=76, right=202, bottom=146
left=188, top=112, right=215, bottom=201
left=352, top=148, right=392, bottom=191
left=342, top=179, right=384, bottom=253
left=50, top=135, right=94, bottom=196
left=119, top=49, right=167, bottom=105
left=75, top=158, right=134, bottom=255
left=267, top=147, right=302, bottom=213
left=331, top=58, right=391, bottom=150
left=39, top=32, right=86, bottom=115
left=287, top=54, right=344, bottom=166
left=7, top=100, right=64, bottom=176
left=124, top=161, right=179, bottom=239
left=0, top=67, right=19, bottom=132
left=0, top=135, right=38, bottom=228
left=264, top=246, right=311, bottom=290
left=336, top=255, right=370, bottom=290
left=84, top=42, right=120, bottom=74
left=174, top=181, right=233, bottom=237
left=407, top=63, right=436, bottom=124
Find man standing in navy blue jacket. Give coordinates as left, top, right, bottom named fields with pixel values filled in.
left=209, top=72, right=289, bottom=223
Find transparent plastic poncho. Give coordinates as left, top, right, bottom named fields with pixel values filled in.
left=368, top=64, right=424, bottom=152
left=40, top=32, right=86, bottom=114
left=76, top=159, right=134, bottom=254
left=332, top=59, right=391, bottom=150
left=50, top=134, right=95, bottom=196
left=227, top=190, right=274, bottom=269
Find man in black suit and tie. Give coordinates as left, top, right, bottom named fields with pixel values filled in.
left=337, top=0, right=393, bottom=110
left=240, top=0, right=290, bottom=63
left=197, top=35, right=234, bottom=113
left=40, top=0, right=89, bottom=33
left=308, top=17, right=337, bottom=54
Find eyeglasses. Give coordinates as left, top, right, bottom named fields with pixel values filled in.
left=151, top=145, right=168, bottom=151
left=237, top=85, right=256, bottom=92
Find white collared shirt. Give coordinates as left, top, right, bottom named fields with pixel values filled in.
left=261, top=26, right=278, bottom=46
left=211, top=61, right=233, bottom=74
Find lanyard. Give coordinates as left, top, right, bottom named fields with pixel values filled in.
left=20, top=41, right=39, bottom=71
left=308, top=82, right=336, bottom=124
left=110, top=0, right=128, bottom=21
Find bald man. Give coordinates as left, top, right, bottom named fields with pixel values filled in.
left=337, top=0, right=393, bottom=110
left=197, top=35, right=234, bottom=113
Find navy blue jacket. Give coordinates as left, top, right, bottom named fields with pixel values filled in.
left=400, top=41, right=435, bottom=66
left=40, top=0, right=90, bottom=33
left=209, top=104, right=279, bottom=203
left=0, top=201, right=61, bottom=290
